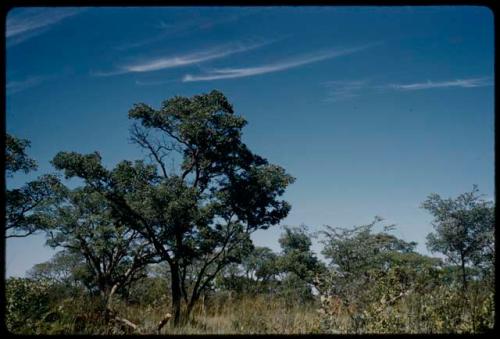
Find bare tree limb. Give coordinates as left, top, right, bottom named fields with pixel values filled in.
left=157, top=313, right=172, bottom=334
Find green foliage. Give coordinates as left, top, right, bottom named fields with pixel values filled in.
left=6, top=133, right=64, bottom=239
left=216, top=246, right=281, bottom=295
left=361, top=266, right=437, bottom=333
left=5, top=97, right=494, bottom=334
left=50, top=90, right=295, bottom=325
left=27, top=250, right=89, bottom=297
left=215, top=226, right=325, bottom=306
left=243, top=247, right=280, bottom=283
left=317, top=217, right=425, bottom=309
left=276, top=225, right=326, bottom=302
left=422, top=186, right=495, bottom=289
left=278, top=225, right=326, bottom=282
left=6, top=174, right=63, bottom=238
left=5, top=133, right=37, bottom=177
left=30, top=295, right=111, bottom=335
left=126, top=275, right=169, bottom=306
left=321, top=217, right=417, bottom=274
left=316, top=218, right=449, bottom=333
left=276, top=274, right=315, bottom=304
left=5, top=134, right=64, bottom=239
left=317, top=259, right=494, bottom=334
left=5, top=277, right=52, bottom=334
left=39, top=185, right=157, bottom=308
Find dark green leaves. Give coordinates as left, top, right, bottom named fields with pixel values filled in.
left=422, top=186, right=495, bottom=288
left=6, top=133, right=37, bottom=177
left=51, top=152, right=109, bottom=185
left=321, top=217, right=420, bottom=275
left=278, top=225, right=325, bottom=284
left=218, top=164, right=295, bottom=229
left=6, top=174, right=65, bottom=238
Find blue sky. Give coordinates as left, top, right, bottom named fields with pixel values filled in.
left=5, top=6, right=494, bottom=277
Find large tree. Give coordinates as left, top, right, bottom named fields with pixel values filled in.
left=51, top=90, right=294, bottom=326
left=422, top=186, right=495, bottom=290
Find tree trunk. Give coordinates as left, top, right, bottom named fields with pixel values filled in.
left=460, top=252, right=468, bottom=291
left=106, top=283, right=119, bottom=312
left=101, top=284, right=115, bottom=322
left=185, top=292, right=198, bottom=321
left=170, top=263, right=182, bottom=326
left=185, top=293, right=205, bottom=321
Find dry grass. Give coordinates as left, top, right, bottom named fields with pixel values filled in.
left=109, top=294, right=321, bottom=334
left=11, top=284, right=492, bottom=334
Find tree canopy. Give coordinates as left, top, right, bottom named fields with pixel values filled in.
left=422, top=186, right=495, bottom=289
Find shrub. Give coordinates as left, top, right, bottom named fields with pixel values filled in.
left=5, top=277, right=52, bottom=334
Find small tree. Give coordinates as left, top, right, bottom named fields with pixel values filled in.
left=278, top=225, right=326, bottom=290
left=321, top=217, right=418, bottom=275
left=319, top=218, right=421, bottom=307
left=41, top=183, right=159, bottom=318
left=216, top=246, right=281, bottom=295
left=243, top=246, right=281, bottom=289
left=422, top=186, right=495, bottom=290
left=27, top=250, right=88, bottom=291
left=318, top=217, right=442, bottom=333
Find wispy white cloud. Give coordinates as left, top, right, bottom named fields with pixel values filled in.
left=93, top=40, right=273, bottom=76
left=183, top=43, right=378, bottom=82
left=323, top=80, right=368, bottom=102
left=114, top=9, right=264, bottom=51
left=7, top=7, right=85, bottom=46
left=6, top=75, right=54, bottom=95
left=321, top=76, right=493, bottom=102
left=7, top=25, right=51, bottom=46
left=385, top=77, right=493, bottom=91
left=114, top=21, right=198, bottom=51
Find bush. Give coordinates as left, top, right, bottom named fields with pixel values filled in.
left=126, top=276, right=169, bottom=307
left=5, top=277, right=52, bottom=334
left=316, top=266, right=495, bottom=334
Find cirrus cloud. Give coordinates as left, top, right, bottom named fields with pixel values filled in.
left=385, top=77, right=493, bottom=90
left=7, top=7, right=85, bottom=46
left=92, top=39, right=274, bottom=77
left=182, top=43, right=380, bottom=82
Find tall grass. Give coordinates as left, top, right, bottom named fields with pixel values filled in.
left=6, top=281, right=494, bottom=334
left=111, top=294, right=321, bottom=334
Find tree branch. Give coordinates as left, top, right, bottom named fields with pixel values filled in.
left=130, top=124, right=169, bottom=179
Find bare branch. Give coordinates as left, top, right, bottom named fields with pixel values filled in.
left=130, top=124, right=169, bottom=179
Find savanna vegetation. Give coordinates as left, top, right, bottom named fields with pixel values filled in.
left=4, top=91, right=495, bottom=334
